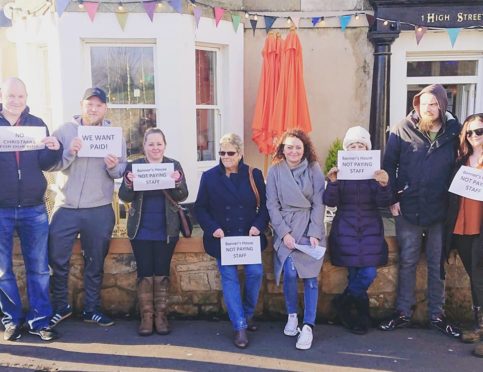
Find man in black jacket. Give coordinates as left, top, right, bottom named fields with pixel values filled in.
left=0, top=77, right=62, bottom=341
left=379, top=84, right=461, bottom=338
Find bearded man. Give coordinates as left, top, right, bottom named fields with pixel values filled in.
left=379, top=84, right=462, bottom=338
left=48, top=88, right=126, bottom=329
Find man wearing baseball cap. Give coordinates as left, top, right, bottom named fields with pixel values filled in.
left=48, top=87, right=127, bottom=328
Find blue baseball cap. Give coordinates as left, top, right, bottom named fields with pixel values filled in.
left=82, top=87, right=107, bottom=103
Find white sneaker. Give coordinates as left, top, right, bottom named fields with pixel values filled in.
left=284, top=313, right=299, bottom=336
left=296, top=325, right=313, bottom=350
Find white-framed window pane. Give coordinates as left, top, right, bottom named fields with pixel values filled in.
left=407, top=60, right=478, bottom=77
left=196, top=108, right=216, bottom=161
left=196, top=49, right=217, bottom=105
left=91, top=46, right=155, bottom=105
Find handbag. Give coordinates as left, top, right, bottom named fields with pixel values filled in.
left=248, top=166, right=260, bottom=212
left=162, top=190, right=193, bottom=238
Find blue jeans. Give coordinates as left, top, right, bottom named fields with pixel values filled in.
left=217, top=261, right=263, bottom=331
left=0, top=205, right=52, bottom=330
left=346, top=267, right=377, bottom=299
left=395, top=216, right=445, bottom=318
left=283, top=255, right=318, bottom=326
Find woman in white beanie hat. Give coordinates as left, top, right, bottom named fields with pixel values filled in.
left=323, top=126, right=391, bottom=335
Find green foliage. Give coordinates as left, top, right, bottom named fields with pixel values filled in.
left=324, top=138, right=343, bottom=175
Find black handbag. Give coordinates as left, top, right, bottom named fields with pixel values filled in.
left=162, top=191, right=193, bottom=238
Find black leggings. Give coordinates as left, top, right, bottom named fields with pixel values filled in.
left=131, top=239, right=178, bottom=278
left=453, top=234, right=483, bottom=308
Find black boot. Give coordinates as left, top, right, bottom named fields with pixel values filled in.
left=332, top=292, right=356, bottom=331
left=351, top=297, right=370, bottom=335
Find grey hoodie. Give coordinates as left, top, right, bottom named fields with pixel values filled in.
left=50, top=116, right=127, bottom=209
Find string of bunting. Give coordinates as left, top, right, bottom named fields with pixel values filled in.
left=0, top=0, right=476, bottom=47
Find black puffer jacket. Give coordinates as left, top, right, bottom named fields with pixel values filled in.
left=0, top=106, right=63, bottom=207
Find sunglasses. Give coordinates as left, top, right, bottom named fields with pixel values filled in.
left=218, top=151, right=237, bottom=157
left=466, top=128, right=483, bottom=137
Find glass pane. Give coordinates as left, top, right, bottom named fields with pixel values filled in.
left=91, top=47, right=155, bottom=104
left=407, top=60, right=477, bottom=77
left=196, top=49, right=217, bottom=105
left=106, top=108, right=157, bottom=159
left=196, top=108, right=216, bottom=161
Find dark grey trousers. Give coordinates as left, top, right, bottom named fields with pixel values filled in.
left=49, top=205, right=115, bottom=312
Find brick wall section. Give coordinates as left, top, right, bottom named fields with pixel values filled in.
left=12, top=236, right=472, bottom=324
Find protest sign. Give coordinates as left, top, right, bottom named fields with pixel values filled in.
left=0, top=126, right=46, bottom=152
left=77, top=126, right=122, bottom=157
left=449, top=166, right=483, bottom=202
left=132, top=163, right=175, bottom=191
left=337, top=150, right=381, bottom=180
left=294, top=244, right=326, bottom=261
left=221, top=236, right=262, bottom=266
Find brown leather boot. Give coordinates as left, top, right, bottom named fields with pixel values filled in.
left=462, top=307, right=483, bottom=343
left=137, top=277, right=154, bottom=336
left=154, top=276, right=170, bottom=335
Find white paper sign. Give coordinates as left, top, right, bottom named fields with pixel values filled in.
left=337, top=150, right=381, bottom=180
left=77, top=126, right=122, bottom=158
left=132, top=163, right=175, bottom=191
left=449, top=166, right=483, bottom=202
left=294, top=244, right=326, bottom=261
left=221, top=236, right=262, bottom=266
left=0, top=126, right=46, bottom=152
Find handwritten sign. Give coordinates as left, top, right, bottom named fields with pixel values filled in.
left=449, top=166, right=483, bottom=202
left=77, top=126, right=122, bottom=158
left=132, top=163, right=175, bottom=191
left=337, top=150, right=381, bottom=180
left=221, top=236, right=262, bottom=266
left=0, top=126, right=46, bottom=152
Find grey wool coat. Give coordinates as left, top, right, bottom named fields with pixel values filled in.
left=266, top=159, right=326, bottom=285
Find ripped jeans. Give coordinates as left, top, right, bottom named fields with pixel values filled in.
left=283, top=255, right=318, bottom=326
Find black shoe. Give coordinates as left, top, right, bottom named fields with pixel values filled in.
left=82, top=311, right=114, bottom=327
left=431, top=315, right=461, bottom=339
left=333, top=293, right=356, bottom=330
left=49, top=304, right=73, bottom=328
left=28, top=327, right=58, bottom=341
left=247, top=318, right=258, bottom=332
left=379, top=312, right=411, bottom=331
left=3, top=324, right=22, bottom=341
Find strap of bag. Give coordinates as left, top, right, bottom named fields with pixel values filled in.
left=248, top=166, right=260, bottom=210
left=162, top=190, right=180, bottom=210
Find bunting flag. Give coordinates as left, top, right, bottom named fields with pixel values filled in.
left=143, top=1, right=156, bottom=22
left=193, top=7, right=202, bottom=28
left=339, top=15, right=352, bottom=32
left=0, top=9, right=12, bottom=27
left=55, top=0, right=70, bottom=18
left=365, top=14, right=375, bottom=27
left=264, top=16, right=276, bottom=33
left=415, top=26, right=427, bottom=45
left=213, top=7, right=224, bottom=27
left=170, top=0, right=182, bottom=14
left=291, top=16, right=300, bottom=28
left=116, top=11, right=128, bottom=31
left=250, top=19, right=257, bottom=36
left=231, top=14, right=241, bottom=32
left=84, top=2, right=99, bottom=22
left=447, top=28, right=462, bottom=47
left=311, top=17, right=321, bottom=27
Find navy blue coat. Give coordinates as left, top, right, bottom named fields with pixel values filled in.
left=323, top=179, right=392, bottom=267
left=194, top=159, right=269, bottom=259
left=0, top=106, right=63, bottom=208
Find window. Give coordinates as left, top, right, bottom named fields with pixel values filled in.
left=195, top=47, right=221, bottom=162
left=89, top=45, right=156, bottom=159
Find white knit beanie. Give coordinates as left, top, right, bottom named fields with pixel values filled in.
left=342, top=126, right=372, bottom=150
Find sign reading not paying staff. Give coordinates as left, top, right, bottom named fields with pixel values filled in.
left=0, top=126, right=46, bottom=152
left=449, top=166, right=483, bottom=202
left=132, top=163, right=175, bottom=191
left=221, top=236, right=262, bottom=266
left=337, top=150, right=381, bottom=180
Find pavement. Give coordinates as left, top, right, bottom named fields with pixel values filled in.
left=0, top=318, right=481, bottom=372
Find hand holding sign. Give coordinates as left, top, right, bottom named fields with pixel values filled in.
left=42, top=136, right=60, bottom=150
left=374, top=169, right=389, bottom=186
left=69, top=137, right=83, bottom=156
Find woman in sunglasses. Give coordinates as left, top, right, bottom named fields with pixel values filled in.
left=194, top=133, right=269, bottom=349
left=445, top=113, right=483, bottom=357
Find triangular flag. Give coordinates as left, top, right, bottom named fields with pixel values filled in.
left=250, top=19, right=257, bottom=36
left=231, top=14, right=241, bottom=32
left=0, top=9, right=12, bottom=27
left=214, top=7, right=224, bottom=27
left=55, top=0, right=70, bottom=18
left=143, top=1, right=156, bottom=22
left=116, top=11, right=128, bottom=31
left=447, top=28, right=461, bottom=48
left=84, top=2, right=99, bottom=22
left=339, top=15, right=352, bottom=32
left=291, top=16, right=300, bottom=28
left=264, top=16, right=276, bottom=33
left=193, top=7, right=202, bottom=29
left=415, top=26, right=427, bottom=45
left=311, top=17, right=321, bottom=27
left=170, top=0, right=182, bottom=14
left=366, top=14, right=375, bottom=27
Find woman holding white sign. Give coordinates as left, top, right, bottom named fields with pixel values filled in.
left=119, top=128, right=188, bottom=336
left=445, top=113, right=483, bottom=357
left=194, top=133, right=269, bottom=349
left=266, top=129, right=325, bottom=350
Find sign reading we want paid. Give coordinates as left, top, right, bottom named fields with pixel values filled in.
left=77, top=126, right=123, bottom=158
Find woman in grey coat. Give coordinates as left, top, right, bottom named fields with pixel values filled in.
left=266, top=129, right=325, bottom=350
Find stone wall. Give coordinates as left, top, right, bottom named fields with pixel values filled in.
left=12, top=233, right=472, bottom=324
